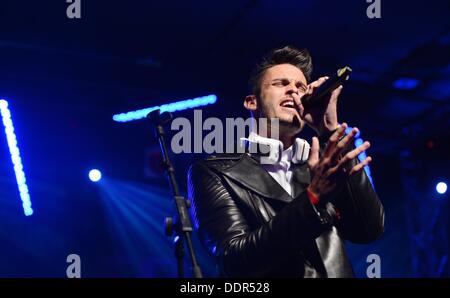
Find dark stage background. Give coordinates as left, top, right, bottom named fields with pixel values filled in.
left=0, top=0, right=449, bottom=277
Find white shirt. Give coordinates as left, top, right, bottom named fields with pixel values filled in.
left=242, top=132, right=310, bottom=197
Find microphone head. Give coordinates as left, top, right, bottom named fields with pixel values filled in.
left=301, top=66, right=352, bottom=109
left=337, top=66, right=352, bottom=81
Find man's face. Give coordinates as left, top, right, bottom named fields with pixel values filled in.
left=257, top=63, right=308, bottom=134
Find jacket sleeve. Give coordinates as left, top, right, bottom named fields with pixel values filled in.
left=332, top=155, right=385, bottom=244
left=187, top=160, right=330, bottom=277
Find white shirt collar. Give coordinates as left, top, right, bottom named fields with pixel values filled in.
left=240, top=131, right=310, bottom=165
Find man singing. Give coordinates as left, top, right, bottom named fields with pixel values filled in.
left=187, top=46, right=384, bottom=277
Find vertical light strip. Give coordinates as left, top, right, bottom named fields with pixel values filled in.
left=345, top=126, right=374, bottom=188
left=0, top=99, right=33, bottom=216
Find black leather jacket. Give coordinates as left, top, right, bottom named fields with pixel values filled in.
left=187, top=150, right=384, bottom=277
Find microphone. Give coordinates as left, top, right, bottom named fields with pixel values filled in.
left=301, top=66, right=352, bottom=109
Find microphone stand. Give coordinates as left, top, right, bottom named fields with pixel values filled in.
left=147, top=109, right=203, bottom=278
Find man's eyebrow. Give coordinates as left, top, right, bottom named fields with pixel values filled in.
left=270, top=78, right=288, bottom=82
left=271, top=78, right=307, bottom=88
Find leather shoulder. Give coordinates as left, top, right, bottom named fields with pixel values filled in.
left=205, top=153, right=245, bottom=161
left=200, top=153, right=247, bottom=171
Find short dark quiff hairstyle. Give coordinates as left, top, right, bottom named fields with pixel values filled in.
left=249, top=45, right=313, bottom=98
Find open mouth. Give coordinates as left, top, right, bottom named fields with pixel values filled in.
left=280, top=99, right=296, bottom=109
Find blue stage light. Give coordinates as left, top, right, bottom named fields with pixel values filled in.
left=0, top=99, right=33, bottom=216
left=392, top=78, right=420, bottom=90
left=345, top=126, right=361, bottom=139
left=436, top=182, right=447, bottom=195
left=89, top=169, right=102, bottom=182
left=345, top=125, right=374, bottom=187
left=113, top=94, right=217, bottom=123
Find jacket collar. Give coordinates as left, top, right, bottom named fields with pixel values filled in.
left=240, top=132, right=310, bottom=165
left=218, top=154, right=311, bottom=203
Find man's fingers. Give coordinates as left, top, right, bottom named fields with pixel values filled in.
left=338, top=141, right=371, bottom=170
left=323, top=123, right=347, bottom=156
left=304, top=76, right=329, bottom=96
left=308, top=136, right=320, bottom=168
left=349, top=156, right=372, bottom=175
left=330, top=85, right=343, bottom=103
left=309, top=76, right=328, bottom=90
left=329, top=126, right=358, bottom=162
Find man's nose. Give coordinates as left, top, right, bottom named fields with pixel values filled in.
left=286, top=84, right=299, bottom=95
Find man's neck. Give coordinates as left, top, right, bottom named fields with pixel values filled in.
left=278, top=134, right=296, bottom=150
left=254, top=130, right=296, bottom=150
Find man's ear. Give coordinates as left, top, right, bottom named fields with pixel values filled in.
left=244, top=95, right=257, bottom=111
